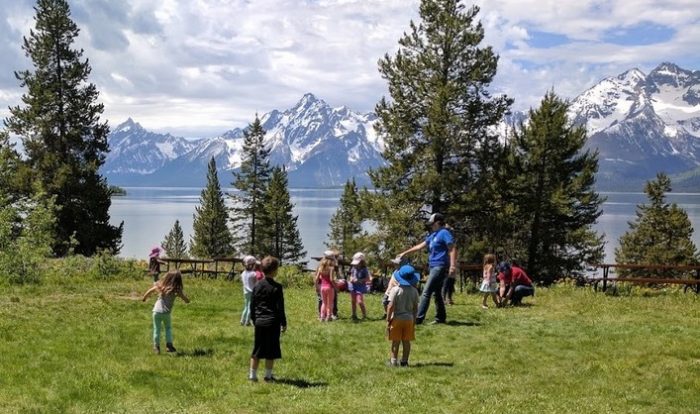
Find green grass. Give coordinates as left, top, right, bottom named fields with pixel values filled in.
left=1, top=278, right=699, bottom=413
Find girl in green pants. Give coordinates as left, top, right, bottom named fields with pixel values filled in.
left=143, top=270, right=190, bottom=354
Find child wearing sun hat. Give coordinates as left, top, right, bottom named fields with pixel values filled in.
left=241, top=255, right=259, bottom=326
left=148, top=246, right=164, bottom=283
left=386, top=263, right=420, bottom=367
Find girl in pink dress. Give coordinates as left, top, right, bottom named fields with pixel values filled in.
left=315, top=256, right=336, bottom=321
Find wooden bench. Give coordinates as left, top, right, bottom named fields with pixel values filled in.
left=588, top=263, right=700, bottom=293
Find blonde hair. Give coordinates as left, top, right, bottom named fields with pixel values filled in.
left=317, top=257, right=335, bottom=274
left=484, top=254, right=496, bottom=266
left=157, top=270, right=183, bottom=296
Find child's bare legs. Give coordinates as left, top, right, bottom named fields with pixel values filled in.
left=401, top=340, right=411, bottom=365
left=351, top=293, right=357, bottom=318
left=249, top=357, right=275, bottom=381
left=482, top=293, right=489, bottom=308
left=353, top=293, right=367, bottom=318
left=491, top=292, right=499, bottom=307
left=390, top=340, right=400, bottom=365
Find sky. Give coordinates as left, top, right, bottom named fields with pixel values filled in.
left=0, top=0, right=699, bottom=138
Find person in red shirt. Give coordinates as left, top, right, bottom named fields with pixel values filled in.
left=497, top=262, right=535, bottom=306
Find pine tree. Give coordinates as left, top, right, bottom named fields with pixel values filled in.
left=190, top=158, right=233, bottom=258
left=230, top=115, right=272, bottom=255
left=615, top=173, right=698, bottom=278
left=369, top=0, right=511, bottom=256
left=0, top=131, right=31, bottom=205
left=162, top=220, right=188, bottom=259
left=4, top=0, right=122, bottom=255
left=327, top=179, right=363, bottom=258
left=508, top=92, right=604, bottom=282
left=262, top=167, right=305, bottom=264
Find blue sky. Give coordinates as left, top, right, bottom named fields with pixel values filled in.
left=0, top=0, right=699, bottom=138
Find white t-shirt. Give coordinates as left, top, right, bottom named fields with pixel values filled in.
left=242, top=270, right=257, bottom=294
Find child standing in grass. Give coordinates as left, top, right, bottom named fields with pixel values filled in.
left=349, top=252, right=369, bottom=320
left=148, top=246, right=165, bottom=283
left=386, top=264, right=420, bottom=367
left=249, top=256, right=287, bottom=382
left=315, top=254, right=336, bottom=322
left=241, top=256, right=258, bottom=326
left=480, top=254, right=499, bottom=309
left=142, top=270, right=190, bottom=354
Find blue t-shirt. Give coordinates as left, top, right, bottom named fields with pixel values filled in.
left=425, top=228, right=455, bottom=268
left=351, top=267, right=369, bottom=294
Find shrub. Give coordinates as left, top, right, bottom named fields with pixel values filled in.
left=275, top=265, right=314, bottom=289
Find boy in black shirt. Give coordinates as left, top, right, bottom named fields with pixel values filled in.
left=249, top=256, right=287, bottom=382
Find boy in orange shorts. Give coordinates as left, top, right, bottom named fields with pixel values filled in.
left=386, top=264, right=420, bottom=367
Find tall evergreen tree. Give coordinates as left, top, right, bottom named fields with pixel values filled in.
left=190, top=158, right=233, bottom=258
left=230, top=115, right=272, bottom=255
left=615, top=173, right=698, bottom=277
left=327, top=179, right=363, bottom=258
left=262, top=167, right=305, bottom=264
left=162, top=220, right=188, bottom=259
left=508, top=92, right=604, bottom=282
left=369, top=0, right=511, bottom=255
left=4, top=0, right=122, bottom=255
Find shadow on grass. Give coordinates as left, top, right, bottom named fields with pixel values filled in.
left=411, top=362, right=454, bottom=368
left=273, top=378, right=328, bottom=388
left=175, top=348, right=214, bottom=357
left=511, top=303, right=534, bottom=308
left=445, top=320, right=481, bottom=327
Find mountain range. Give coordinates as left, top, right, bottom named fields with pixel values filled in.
left=103, top=62, right=700, bottom=191
left=103, top=94, right=383, bottom=187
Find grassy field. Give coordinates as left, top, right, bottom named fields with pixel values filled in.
left=1, top=277, right=699, bottom=414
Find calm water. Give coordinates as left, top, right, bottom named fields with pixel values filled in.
left=110, top=188, right=700, bottom=264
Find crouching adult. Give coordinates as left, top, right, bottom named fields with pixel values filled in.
left=497, top=262, right=535, bottom=306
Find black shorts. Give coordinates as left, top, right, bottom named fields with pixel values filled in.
left=251, top=325, right=282, bottom=360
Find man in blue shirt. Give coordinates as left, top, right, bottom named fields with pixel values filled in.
left=398, top=213, right=457, bottom=324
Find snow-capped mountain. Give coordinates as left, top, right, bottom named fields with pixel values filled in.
left=569, top=62, right=700, bottom=190
left=104, top=63, right=700, bottom=190
left=104, top=118, right=200, bottom=180
left=105, top=94, right=384, bottom=187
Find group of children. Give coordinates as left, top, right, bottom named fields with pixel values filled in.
left=140, top=245, right=521, bottom=376
left=315, top=250, right=370, bottom=321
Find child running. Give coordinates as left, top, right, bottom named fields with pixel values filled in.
left=386, top=264, right=420, bottom=367
left=315, top=253, right=336, bottom=322
left=349, top=252, right=369, bottom=320
left=240, top=256, right=258, bottom=326
left=142, top=270, right=190, bottom=354
left=249, top=256, right=287, bottom=382
left=480, top=253, right=499, bottom=309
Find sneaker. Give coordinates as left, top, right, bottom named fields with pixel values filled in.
left=263, top=376, right=276, bottom=382
left=429, top=320, right=445, bottom=325
left=330, top=315, right=338, bottom=321
left=386, top=360, right=399, bottom=367
left=249, top=376, right=258, bottom=382
left=153, top=345, right=160, bottom=355
left=481, top=304, right=488, bottom=309
left=166, top=343, right=177, bottom=353
left=400, top=361, right=409, bottom=367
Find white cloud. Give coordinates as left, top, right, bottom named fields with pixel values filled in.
left=0, top=0, right=698, bottom=136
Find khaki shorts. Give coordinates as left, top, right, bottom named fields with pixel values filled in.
left=388, top=319, right=415, bottom=341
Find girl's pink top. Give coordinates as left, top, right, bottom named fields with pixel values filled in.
left=319, top=272, right=333, bottom=289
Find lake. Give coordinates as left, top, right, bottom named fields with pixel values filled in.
left=110, top=188, right=700, bottom=264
